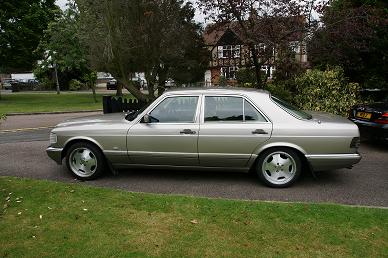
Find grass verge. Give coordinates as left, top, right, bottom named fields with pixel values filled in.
left=1, top=176, right=387, bottom=257
left=0, top=92, right=131, bottom=114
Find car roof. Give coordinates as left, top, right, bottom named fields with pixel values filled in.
left=165, top=87, right=270, bottom=96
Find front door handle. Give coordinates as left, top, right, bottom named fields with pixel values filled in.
left=180, top=129, right=196, bottom=135
left=252, top=129, right=268, bottom=135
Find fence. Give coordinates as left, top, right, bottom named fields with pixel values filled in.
left=102, top=96, right=148, bottom=114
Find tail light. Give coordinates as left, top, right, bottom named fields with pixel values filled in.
left=350, top=137, right=360, bottom=148
left=374, top=112, right=388, bottom=124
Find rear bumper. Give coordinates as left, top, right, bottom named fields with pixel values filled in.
left=350, top=118, right=388, bottom=140
left=306, top=153, right=361, bottom=171
left=46, top=147, right=63, bottom=165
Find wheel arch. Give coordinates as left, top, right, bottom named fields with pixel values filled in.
left=250, top=143, right=310, bottom=173
left=61, top=137, right=104, bottom=160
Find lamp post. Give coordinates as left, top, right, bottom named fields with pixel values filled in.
left=54, top=62, right=60, bottom=95
left=46, top=50, right=60, bottom=94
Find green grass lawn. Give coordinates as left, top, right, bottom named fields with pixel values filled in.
left=0, top=92, right=133, bottom=114
left=1, top=177, right=387, bottom=257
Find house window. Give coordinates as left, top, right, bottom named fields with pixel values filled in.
left=218, top=45, right=240, bottom=58
left=289, top=41, right=300, bottom=53
left=255, top=43, right=266, bottom=53
left=221, top=67, right=238, bottom=80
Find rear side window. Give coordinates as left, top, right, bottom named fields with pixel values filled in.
left=244, top=100, right=267, bottom=122
left=204, top=96, right=267, bottom=122
left=271, top=96, right=312, bottom=120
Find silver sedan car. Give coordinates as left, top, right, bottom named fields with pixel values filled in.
left=47, top=88, right=361, bottom=187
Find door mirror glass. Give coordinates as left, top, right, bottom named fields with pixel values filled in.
left=143, top=114, right=150, bottom=123
left=142, top=114, right=159, bottom=123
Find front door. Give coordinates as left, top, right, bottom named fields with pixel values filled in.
left=127, top=95, right=200, bottom=166
left=198, top=95, right=272, bottom=168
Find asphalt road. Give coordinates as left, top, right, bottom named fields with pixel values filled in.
left=0, top=128, right=387, bottom=207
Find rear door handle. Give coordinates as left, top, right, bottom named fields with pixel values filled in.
left=252, top=129, right=268, bottom=134
left=180, top=129, right=196, bottom=135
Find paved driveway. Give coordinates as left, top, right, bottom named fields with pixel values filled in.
left=0, top=127, right=387, bottom=207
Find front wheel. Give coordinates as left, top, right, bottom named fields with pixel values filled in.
left=65, top=142, right=106, bottom=180
left=256, top=148, right=302, bottom=188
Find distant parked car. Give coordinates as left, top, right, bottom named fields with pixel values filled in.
left=349, top=92, right=388, bottom=141
left=106, top=79, right=118, bottom=90
left=1, top=79, right=17, bottom=90
left=47, top=88, right=361, bottom=187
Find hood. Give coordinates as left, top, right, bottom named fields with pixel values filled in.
left=56, top=113, right=127, bottom=127
left=308, top=111, right=355, bottom=125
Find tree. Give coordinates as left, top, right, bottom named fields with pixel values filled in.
left=34, top=1, right=97, bottom=100
left=198, top=0, right=321, bottom=89
left=76, top=0, right=209, bottom=101
left=0, top=0, right=59, bottom=73
left=308, top=0, right=388, bottom=88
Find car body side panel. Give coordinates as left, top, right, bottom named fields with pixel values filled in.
left=53, top=121, right=130, bottom=164
left=127, top=123, right=200, bottom=166
left=198, top=123, right=272, bottom=167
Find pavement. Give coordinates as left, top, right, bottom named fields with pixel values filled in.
left=0, top=112, right=388, bottom=207
left=0, top=111, right=101, bottom=131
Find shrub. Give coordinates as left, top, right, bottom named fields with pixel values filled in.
left=236, top=68, right=268, bottom=88
left=294, top=67, right=360, bottom=116
left=266, top=82, right=293, bottom=103
left=218, top=76, right=227, bottom=87
left=69, top=79, right=84, bottom=91
left=0, top=113, right=6, bottom=123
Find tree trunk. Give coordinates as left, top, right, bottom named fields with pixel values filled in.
left=249, top=44, right=263, bottom=89
left=91, top=83, right=97, bottom=103
left=157, top=66, right=168, bottom=96
left=120, top=78, right=149, bottom=101
left=144, top=71, right=156, bottom=100
left=116, top=82, right=123, bottom=96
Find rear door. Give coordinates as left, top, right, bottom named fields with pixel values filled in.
left=198, top=95, right=272, bottom=168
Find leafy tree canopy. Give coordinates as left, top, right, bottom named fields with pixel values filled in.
left=0, top=0, right=59, bottom=73
left=309, top=0, right=388, bottom=88
left=76, top=0, right=209, bottom=100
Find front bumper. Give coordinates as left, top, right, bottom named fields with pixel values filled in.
left=306, top=153, right=361, bottom=172
left=46, top=147, right=63, bottom=165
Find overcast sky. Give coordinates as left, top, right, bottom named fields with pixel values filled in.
left=55, top=0, right=207, bottom=24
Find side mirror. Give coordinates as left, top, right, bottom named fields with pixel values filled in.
left=143, top=114, right=150, bottom=123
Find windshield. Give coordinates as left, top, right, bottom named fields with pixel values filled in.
left=271, top=96, right=312, bottom=120
left=125, top=102, right=151, bottom=121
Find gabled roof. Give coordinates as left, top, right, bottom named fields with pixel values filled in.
left=203, top=22, right=243, bottom=46
left=203, top=16, right=306, bottom=46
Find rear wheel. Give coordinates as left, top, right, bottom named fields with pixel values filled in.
left=256, top=148, right=302, bottom=188
left=65, top=142, right=105, bottom=180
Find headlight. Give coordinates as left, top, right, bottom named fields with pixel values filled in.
left=49, top=132, right=57, bottom=144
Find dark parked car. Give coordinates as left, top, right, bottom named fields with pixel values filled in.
left=1, top=79, right=17, bottom=90
left=349, top=92, right=388, bottom=141
left=106, top=79, right=117, bottom=90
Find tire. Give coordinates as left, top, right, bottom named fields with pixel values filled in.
left=256, top=148, right=302, bottom=188
left=65, top=142, right=106, bottom=180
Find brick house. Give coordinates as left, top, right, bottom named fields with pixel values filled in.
left=203, top=20, right=308, bottom=86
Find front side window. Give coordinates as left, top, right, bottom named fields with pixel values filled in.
left=149, top=96, right=199, bottom=123
left=204, top=96, right=267, bottom=122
